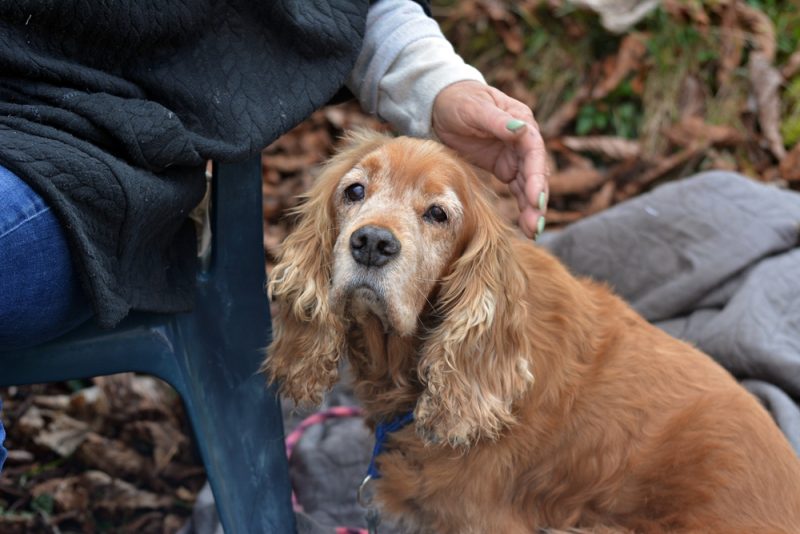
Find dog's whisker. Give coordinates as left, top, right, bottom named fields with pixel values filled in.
left=409, top=278, right=438, bottom=310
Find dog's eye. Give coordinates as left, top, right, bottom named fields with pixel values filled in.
left=344, top=183, right=365, bottom=202
left=423, top=205, right=448, bottom=224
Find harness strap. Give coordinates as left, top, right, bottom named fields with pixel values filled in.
left=366, top=411, right=415, bottom=479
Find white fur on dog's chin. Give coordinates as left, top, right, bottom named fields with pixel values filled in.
left=348, top=286, right=391, bottom=332
left=330, top=276, right=419, bottom=337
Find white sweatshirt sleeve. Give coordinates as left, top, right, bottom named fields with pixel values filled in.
left=346, top=0, right=486, bottom=138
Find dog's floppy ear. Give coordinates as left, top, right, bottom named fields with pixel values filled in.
left=415, top=181, right=534, bottom=446
left=262, top=130, right=390, bottom=405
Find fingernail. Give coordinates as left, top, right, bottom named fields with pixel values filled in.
left=538, top=191, right=547, bottom=212
left=536, top=215, right=546, bottom=237
left=506, top=119, right=526, bottom=132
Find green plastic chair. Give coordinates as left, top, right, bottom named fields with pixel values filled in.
left=0, top=156, right=296, bottom=533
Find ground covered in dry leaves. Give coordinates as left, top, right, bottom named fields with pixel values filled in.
left=1, top=376, right=203, bottom=533
left=2, top=1, right=799, bottom=532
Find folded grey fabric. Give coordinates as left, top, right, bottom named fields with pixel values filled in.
left=290, top=416, right=372, bottom=530
left=545, top=171, right=800, bottom=450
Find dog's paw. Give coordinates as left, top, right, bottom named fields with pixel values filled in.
left=414, top=393, right=477, bottom=448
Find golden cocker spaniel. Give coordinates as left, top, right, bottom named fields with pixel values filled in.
left=264, top=131, right=800, bottom=533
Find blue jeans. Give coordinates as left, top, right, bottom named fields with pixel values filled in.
left=0, top=163, right=93, bottom=471
left=0, top=398, right=5, bottom=471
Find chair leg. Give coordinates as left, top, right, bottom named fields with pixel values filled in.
left=171, top=318, right=295, bottom=534
left=169, top=156, right=295, bottom=532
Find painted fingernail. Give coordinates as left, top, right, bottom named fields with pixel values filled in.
left=538, top=191, right=547, bottom=212
left=506, top=119, right=526, bottom=132
left=537, top=215, right=546, bottom=237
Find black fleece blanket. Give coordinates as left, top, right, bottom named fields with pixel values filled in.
left=0, top=0, right=368, bottom=327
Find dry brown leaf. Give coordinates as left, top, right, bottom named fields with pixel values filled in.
left=0, top=513, right=39, bottom=533
left=480, top=0, right=513, bottom=22
left=736, top=1, right=776, bottom=61
left=663, top=0, right=710, bottom=27
left=94, top=374, right=177, bottom=420
left=782, top=50, right=800, bottom=80
left=592, top=33, right=647, bottom=100
left=622, top=143, right=709, bottom=196
left=587, top=180, right=617, bottom=214
left=163, top=514, right=185, bottom=533
left=32, top=394, right=70, bottom=410
left=561, top=136, right=641, bottom=160
left=264, top=226, right=285, bottom=261
left=262, top=153, right=320, bottom=173
left=759, top=165, right=782, bottom=183
left=677, top=75, right=707, bottom=119
left=717, top=5, right=744, bottom=87
left=569, top=0, right=659, bottom=32
left=128, top=420, right=186, bottom=472
left=175, top=486, right=196, bottom=501
left=4, top=449, right=34, bottom=464
left=263, top=185, right=283, bottom=221
left=158, top=462, right=206, bottom=484
left=321, top=102, right=385, bottom=133
left=544, top=210, right=585, bottom=224
left=31, top=475, right=91, bottom=512
left=549, top=167, right=609, bottom=195
left=34, top=412, right=91, bottom=457
left=322, top=106, right=348, bottom=129
left=705, top=148, right=739, bottom=172
left=69, top=385, right=111, bottom=420
left=499, top=25, right=524, bottom=54
left=88, top=471, right=173, bottom=511
left=779, top=143, right=800, bottom=182
left=17, top=405, right=46, bottom=434
left=118, top=511, right=165, bottom=533
left=548, top=139, right=596, bottom=169
left=76, top=433, right=148, bottom=478
left=263, top=167, right=281, bottom=186
left=749, top=52, right=786, bottom=160
left=664, top=116, right=744, bottom=147
left=475, top=2, right=524, bottom=56
left=33, top=471, right=172, bottom=513
left=541, top=85, right=592, bottom=139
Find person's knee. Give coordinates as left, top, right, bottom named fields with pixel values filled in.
left=0, top=168, right=91, bottom=350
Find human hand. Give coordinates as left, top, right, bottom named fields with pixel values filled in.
left=431, top=81, right=549, bottom=239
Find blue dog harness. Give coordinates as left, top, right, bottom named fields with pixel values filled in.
left=358, top=410, right=415, bottom=509
left=366, top=411, right=415, bottom=479
left=357, top=411, right=415, bottom=534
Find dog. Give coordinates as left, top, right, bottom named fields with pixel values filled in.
left=264, top=130, right=800, bottom=533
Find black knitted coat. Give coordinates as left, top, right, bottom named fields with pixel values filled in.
left=0, top=0, right=373, bottom=327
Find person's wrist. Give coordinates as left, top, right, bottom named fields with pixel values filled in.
left=431, top=80, right=489, bottom=136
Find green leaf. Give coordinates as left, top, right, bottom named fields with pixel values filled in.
left=576, top=113, right=595, bottom=136
left=30, top=493, right=54, bottom=516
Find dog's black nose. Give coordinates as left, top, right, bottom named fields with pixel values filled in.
left=350, top=225, right=400, bottom=267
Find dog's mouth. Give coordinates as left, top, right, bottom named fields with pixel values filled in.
left=344, top=283, right=392, bottom=333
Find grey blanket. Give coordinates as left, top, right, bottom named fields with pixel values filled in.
left=183, top=171, right=800, bottom=533
left=544, top=171, right=800, bottom=453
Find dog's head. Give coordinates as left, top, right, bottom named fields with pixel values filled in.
left=328, top=133, right=476, bottom=336
left=265, top=131, right=534, bottom=445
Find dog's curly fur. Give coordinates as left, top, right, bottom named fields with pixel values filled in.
left=264, top=131, right=800, bottom=533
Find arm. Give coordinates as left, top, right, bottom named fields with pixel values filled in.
left=346, top=0, right=549, bottom=238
